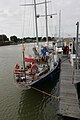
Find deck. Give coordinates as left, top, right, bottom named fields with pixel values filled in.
left=58, top=55, right=80, bottom=119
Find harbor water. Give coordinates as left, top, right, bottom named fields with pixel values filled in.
left=0, top=43, right=60, bottom=120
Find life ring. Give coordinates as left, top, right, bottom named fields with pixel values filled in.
left=30, top=64, right=38, bottom=75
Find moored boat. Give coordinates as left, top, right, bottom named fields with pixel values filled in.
left=13, top=0, right=61, bottom=89
left=14, top=45, right=61, bottom=88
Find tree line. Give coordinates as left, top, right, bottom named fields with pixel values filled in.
left=0, top=34, right=54, bottom=44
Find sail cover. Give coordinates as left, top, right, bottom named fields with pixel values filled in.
left=25, top=57, right=37, bottom=63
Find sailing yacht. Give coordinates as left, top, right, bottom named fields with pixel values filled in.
left=14, top=0, right=61, bottom=88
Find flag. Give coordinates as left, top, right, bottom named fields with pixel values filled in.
left=25, top=57, right=37, bottom=63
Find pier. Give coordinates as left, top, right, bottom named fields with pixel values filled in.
left=58, top=55, right=80, bottom=119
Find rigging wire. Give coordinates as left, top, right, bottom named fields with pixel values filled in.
left=22, top=0, right=26, bottom=38
left=39, top=17, right=43, bottom=38
left=28, top=0, right=34, bottom=37
left=38, top=1, right=44, bottom=38
left=32, top=0, right=35, bottom=37
left=48, top=2, right=54, bottom=37
left=32, top=0, right=35, bottom=47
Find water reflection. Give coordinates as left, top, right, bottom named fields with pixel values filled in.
left=18, top=74, right=60, bottom=120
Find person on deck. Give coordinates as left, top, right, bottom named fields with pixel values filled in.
left=15, top=64, right=19, bottom=73
left=33, top=47, right=39, bottom=58
left=65, top=45, right=69, bottom=55
left=62, top=45, right=66, bottom=54
left=41, top=46, right=48, bottom=62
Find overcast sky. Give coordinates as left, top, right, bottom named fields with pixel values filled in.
left=0, top=0, right=80, bottom=38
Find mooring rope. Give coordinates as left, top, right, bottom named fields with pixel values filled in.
left=30, top=56, right=68, bottom=101
left=31, top=86, right=60, bottom=101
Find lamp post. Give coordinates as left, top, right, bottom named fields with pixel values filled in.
left=76, top=22, right=79, bottom=69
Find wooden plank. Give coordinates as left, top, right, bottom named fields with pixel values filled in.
left=74, top=69, right=80, bottom=84
left=58, top=55, right=80, bottom=119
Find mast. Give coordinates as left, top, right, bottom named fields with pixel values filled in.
left=59, top=10, right=61, bottom=46
left=20, top=0, right=39, bottom=71
left=20, top=1, right=56, bottom=47
left=44, top=1, right=57, bottom=45
left=45, top=0, right=48, bottom=45
left=22, top=46, right=25, bottom=70
left=34, top=0, right=39, bottom=46
left=20, top=1, right=39, bottom=46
